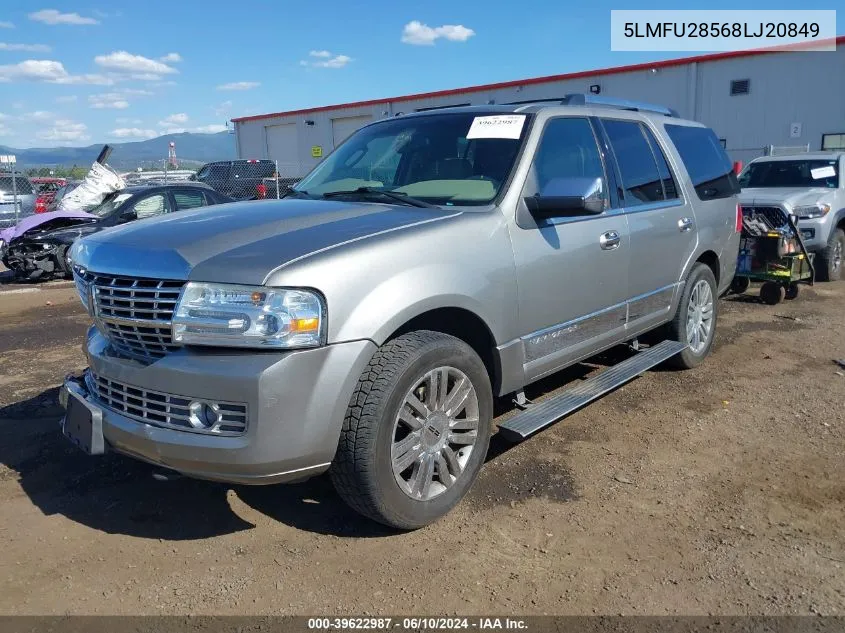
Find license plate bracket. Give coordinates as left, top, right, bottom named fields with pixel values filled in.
left=62, top=387, right=105, bottom=455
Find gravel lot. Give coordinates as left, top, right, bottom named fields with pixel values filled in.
left=0, top=279, right=843, bottom=615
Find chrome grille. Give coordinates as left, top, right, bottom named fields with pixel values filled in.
left=86, top=371, right=248, bottom=436
left=741, top=205, right=789, bottom=229
left=75, top=269, right=185, bottom=362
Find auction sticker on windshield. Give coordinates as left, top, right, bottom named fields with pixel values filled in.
left=466, top=115, right=526, bottom=140
left=811, top=165, right=836, bottom=180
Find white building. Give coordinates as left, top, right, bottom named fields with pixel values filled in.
left=233, top=38, right=845, bottom=178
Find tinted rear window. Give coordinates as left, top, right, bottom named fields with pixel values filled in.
left=665, top=125, right=739, bottom=200
left=231, top=161, right=275, bottom=178
left=0, top=176, right=34, bottom=195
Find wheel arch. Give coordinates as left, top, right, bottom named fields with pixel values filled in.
left=383, top=306, right=502, bottom=395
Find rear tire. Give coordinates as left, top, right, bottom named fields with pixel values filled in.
left=816, top=228, right=844, bottom=282
left=330, top=330, right=493, bottom=530
left=666, top=263, right=718, bottom=369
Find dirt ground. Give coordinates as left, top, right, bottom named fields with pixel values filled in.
left=0, top=278, right=843, bottom=616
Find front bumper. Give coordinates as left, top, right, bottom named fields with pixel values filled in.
left=61, top=326, right=376, bottom=485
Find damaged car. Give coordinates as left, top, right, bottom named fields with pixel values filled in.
left=0, top=183, right=230, bottom=280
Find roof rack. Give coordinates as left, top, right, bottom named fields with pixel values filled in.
left=508, top=93, right=679, bottom=117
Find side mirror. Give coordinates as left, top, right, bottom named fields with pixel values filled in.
left=524, top=177, right=605, bottom=217
left=119, top=210, right=137, bottom=223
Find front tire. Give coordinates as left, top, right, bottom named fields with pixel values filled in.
left=330, top=330, right=493, bottom=529
left=666, top=263, right=718, bottom=369
left=816, top=228, right=844, bottom=282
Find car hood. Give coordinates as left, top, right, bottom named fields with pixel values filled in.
left=738, top=187, right=834, bottom=207
left=71, top=199, right=462, bottom=285
left=0, top=210, right=97, bottom=243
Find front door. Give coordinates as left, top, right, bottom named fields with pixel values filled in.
left=599, top=118, right=697, bottom=331
left=508, top=116, right=631, bottom=383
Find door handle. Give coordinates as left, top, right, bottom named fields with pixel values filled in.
left=599, top=231, right=621, bottom=250
left=678, top=217, right=694, bottom=232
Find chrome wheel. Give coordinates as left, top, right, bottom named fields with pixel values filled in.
left=686, top=279, right=714, bottom=355
left=391, top=366, right=479, bottom=501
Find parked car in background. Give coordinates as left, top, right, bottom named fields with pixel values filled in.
left=738, top=153, right=845, bottom=281
left=191, top=159, right=277, bottom=200
left=1, top=183, right=230, bottom=280
left=45, top=180, right=82, bottom=212
left=0, top=174, right=36, bottom=229
left=31, top=177, right=68, bottom=214
left=62, top=96, right=740, bottom=528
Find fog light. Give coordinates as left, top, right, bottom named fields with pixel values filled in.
left=188, top=401, right=221, bottom=429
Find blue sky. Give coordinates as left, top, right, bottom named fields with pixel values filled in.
left=0, top=0, right=841, bottom=147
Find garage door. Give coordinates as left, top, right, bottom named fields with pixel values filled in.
left=265, top=124, right=300, bottom=176
left=331, top=115, right=372, bottom=148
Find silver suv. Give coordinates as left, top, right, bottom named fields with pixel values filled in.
left=62, top=96, right=741, bottom=528
left=738, top=153, right=845, bottom=281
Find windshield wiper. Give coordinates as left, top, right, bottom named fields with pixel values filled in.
left=321, top=187, right=437, bottom=208
left=281, top=188, right=314, bottom=200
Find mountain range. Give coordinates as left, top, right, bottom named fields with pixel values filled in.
left=0, top=132, right=236, bottom=170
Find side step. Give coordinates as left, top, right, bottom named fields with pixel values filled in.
left=497, top=340, right=687, bottom=442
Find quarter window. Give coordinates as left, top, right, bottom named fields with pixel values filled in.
left=665, top=124, right=740, bottom=200
left=602, top=119, right=664, bottom=205
left=174, top=190, right=207, bottom=210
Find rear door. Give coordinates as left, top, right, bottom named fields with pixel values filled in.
left=663, top=124, right=741, bottom=294
left=599, top=118, right=694, bottom=330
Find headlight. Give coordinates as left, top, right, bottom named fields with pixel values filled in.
left=172, top=283, right=325, bottom=349
left=794, top=203, right=831, bottom=219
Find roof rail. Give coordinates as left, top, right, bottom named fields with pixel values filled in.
left=507, top=93, right=679, bottom=117
left=560, top=93, right=679, bottom=117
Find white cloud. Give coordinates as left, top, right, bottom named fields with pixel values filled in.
left=159, top=113, right=189, bottom=126
left=116, top=117, right=142, bottom=124
left=94, top=51, right=178, bottom=80
left=36, top=119, right=89, bottom=142
left=112, top=127, right=158, bottom=139
left=217, top=81, right=260, bottom=91
left=192, top=124, right=227, bottom=134
left=89, top=92, right=130, bottom=109
left=401, top=21, right=475, bottom=45
left=55, top=95, right=77, bottom=103
left=0, top=22, right=14, bottom=29
left=0, top=42, right=51, bottom=52
left=121, top=88, right=153, bottom=96
left=20, top=110, right=54, bottom=121
left=300, top=51, right=352, bottom=69
left=213, top=100, right=233, bottom=117
left=159, top=53, right=182, bottom=63
left=29, top=9, right=99, bottom=26
left=0, top=59, right=114, bottom=84
left=0, top=123, right=12, bottom=136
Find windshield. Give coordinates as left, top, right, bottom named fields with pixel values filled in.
left=294, top=112, right=530, bottom=205
left=739, top=159, right=840, bottom=188
left=90, top=192, right=133, bottom=217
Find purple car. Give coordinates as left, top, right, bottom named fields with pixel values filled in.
left=0, top=183, right=231, bottom=281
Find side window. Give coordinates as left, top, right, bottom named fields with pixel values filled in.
left=642, top=126, right=679, bottom=199
left=131, top=194, right=170, bottom=219
left=664, top=124, right=740, bottom=200
left=173, top=190, right=207, bottom=211
left=602, top=119, right=664, bottom=205
left=526, top=117, right=606, bottom=200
